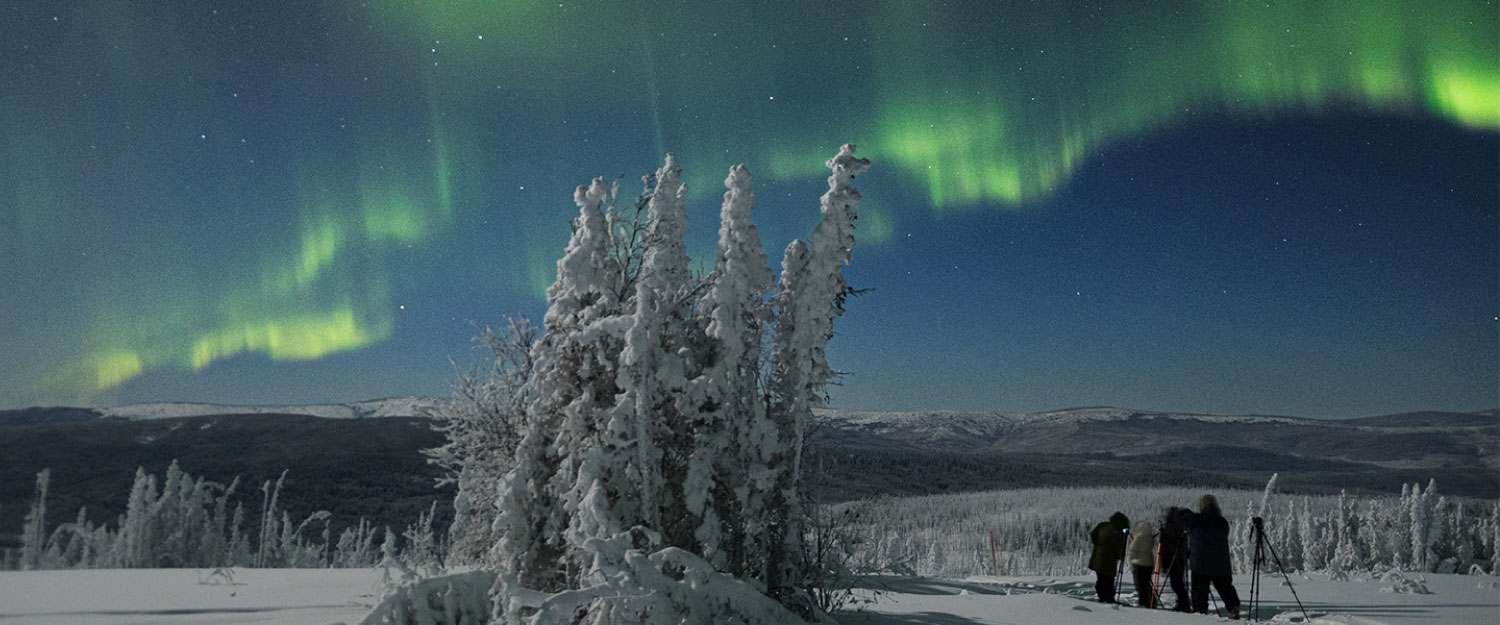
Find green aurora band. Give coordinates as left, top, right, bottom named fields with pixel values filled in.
left=3, top=0, right=1495, bottom=405
left=865, top=1, right=1498, bottom=207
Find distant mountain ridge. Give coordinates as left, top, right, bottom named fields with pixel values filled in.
left=4, top=399, right=1490, bottom=426
left=814, top=406, right=1500, bottom=454
left=1, top=400, right=1493, bottom=546
left=0, top=397, right=453, bottom=425
left=810, top=406, right=1498, bottom=501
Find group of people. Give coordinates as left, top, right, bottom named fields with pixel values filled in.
left=1088, top=494, right=1242, bottom=619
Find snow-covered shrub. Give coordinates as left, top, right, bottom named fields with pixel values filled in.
left=362, top=570, right=498, bottom=625
left=9, top=461, right=419, bottom=570
left=403, top=502, right=444, bottom=575
left=496, top=529, right=804, bottom=625
left=425, top=318, right=538, bottom=567
left=1378, top=568, right=1432, bottom=594
left=794, top=498, right=914, bottom=615
left=336, top=518, right=383, bottom=568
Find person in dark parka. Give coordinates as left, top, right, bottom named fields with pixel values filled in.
left=1177, top=495, right=1242, bottom=619
left=1088, top=511, right=1130, bottom=603
left=1159, top=506, right=1191, bottom=612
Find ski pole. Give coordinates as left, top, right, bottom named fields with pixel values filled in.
left=1152, top=541, right=1161, bottom=609
left=990, top=530, right=997, bottom=575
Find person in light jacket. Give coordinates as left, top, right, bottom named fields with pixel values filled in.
left=1088, top=511, right=1130, bottom=603
left=1126, top=519, right=1157, bottom=607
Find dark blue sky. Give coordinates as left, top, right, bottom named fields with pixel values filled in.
left=1, top=1, right=1495, bottom=417
left=833, top=115, right=1496, bottom=415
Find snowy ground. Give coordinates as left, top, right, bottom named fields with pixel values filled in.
left=0, top=568, right=1495, bottom=625
left=0, top=568, right=383, bottom=625
left=839, top=573, right=1500, bottom=625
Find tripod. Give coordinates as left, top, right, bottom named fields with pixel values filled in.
left=1151, top=530, right=1188, bottom=610
left=1249, top=516, right=1310, bottom=622
left=1114, top=537, right=1126, bottom=603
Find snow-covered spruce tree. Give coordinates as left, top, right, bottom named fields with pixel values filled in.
left=765, top=144, right=870, bottom=607
left=614, top=154, right=698, bottom=554
left=1411, top=479, right=1437, bottom=572
left=1330, top=490, right=1360, bottom=572
left=19, top=469, right=50, bottom=570
left=117, top=467, right=159, bottom=568
left=686, top=163, right=775, bottom=577
left=469, top=146, right=869, bottom=625
left=1299, top=496, right=1326, bottom=571
left=493, top=177, right=626, bottom=595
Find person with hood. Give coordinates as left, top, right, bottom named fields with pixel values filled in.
left=1177, top=495, right=1242, bottom=618
left=1088, top=511, right=1130, bottom=603
left=1126, top=518, right=1157, bottom=607
left=1159, top=506, right=1191, bottom=612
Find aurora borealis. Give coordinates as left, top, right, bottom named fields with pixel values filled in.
left=2, top=1, right=1495, bottom=416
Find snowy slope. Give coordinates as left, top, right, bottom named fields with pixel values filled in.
left=102, top=396, right=450, bottom=420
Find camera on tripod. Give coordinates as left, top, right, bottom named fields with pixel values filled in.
left=1246, top=514, right=1309, bottom=621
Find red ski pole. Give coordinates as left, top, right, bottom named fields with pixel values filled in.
left=1152, top=542, right=1161, bottom=608
left=990, top=530, right=997, bottom=574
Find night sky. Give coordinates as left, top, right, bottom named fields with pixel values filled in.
left=2, top=1, right=1496, bottom=417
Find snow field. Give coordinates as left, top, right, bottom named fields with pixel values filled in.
left=1, top=568, right=1494, bottom=625
left=837, top=572, right=1500, bottom=625
left=0, top=567, right=383, bottom=625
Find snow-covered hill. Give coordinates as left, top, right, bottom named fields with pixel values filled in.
left=812, top=405, right=1498, bottom=452
left=101, top=396, right=451, bottom=420
left=808, top=405, right=1498, bottom=499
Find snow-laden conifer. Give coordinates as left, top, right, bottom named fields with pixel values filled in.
left=633, top=154, right=705, bottom=554
left=19, top=469, right=50, bottom=570
left=476, top=146, right=870, bottom=623
left=1299, top=497, right=1326, bottom=571
left=766, top=144, right=870, bottom=596
left=687, top=164, right=776, bottom=574
left=494, top=177, right=622, bottom=593
left=614, top=156, right=694, bottom=550
left=1331, top=490, right=1360, bottom=571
